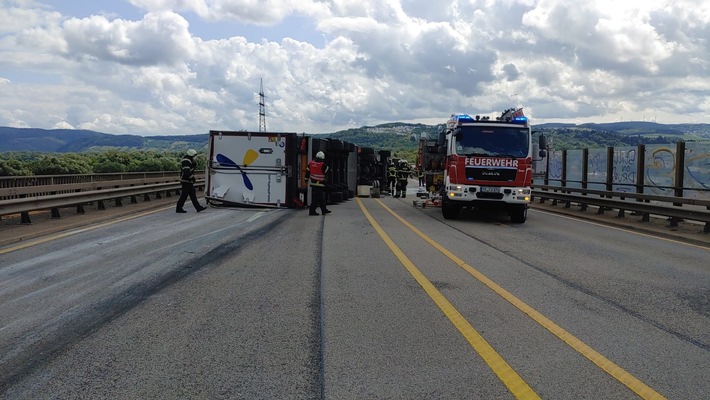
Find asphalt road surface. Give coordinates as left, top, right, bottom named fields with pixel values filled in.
left=0, top=186, right=708, bottom=399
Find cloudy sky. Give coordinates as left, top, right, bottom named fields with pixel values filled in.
left=0, top=0, right=708, bottom=136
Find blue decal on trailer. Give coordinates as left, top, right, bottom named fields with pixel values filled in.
left=216, top=153, right=254, bottom=190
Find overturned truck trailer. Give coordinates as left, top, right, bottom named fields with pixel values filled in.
left=204, top=130, right=358, bottom=208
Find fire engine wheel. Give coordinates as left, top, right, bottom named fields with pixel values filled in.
left=441, top=198, right=460, bottom=220
left=510, top=205, right=527, bottom=223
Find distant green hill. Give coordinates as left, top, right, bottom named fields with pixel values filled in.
left=327, top=123, right=440, bottom=150
left=1, top=121, right=708, bottom=154
left=0, top=127, right=208, bottom=153
left=533, top=121, right=710, bottom=150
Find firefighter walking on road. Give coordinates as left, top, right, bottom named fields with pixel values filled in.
left=387, top=160, right=397, bottom=193
left=306, top=151, right=331, bottom=216
left=393, top=160, right=411, bottom=198
left=176, top=149, right=207, bottom=213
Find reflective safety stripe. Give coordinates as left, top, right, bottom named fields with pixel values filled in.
left=309, top=160, right=326, bottom=186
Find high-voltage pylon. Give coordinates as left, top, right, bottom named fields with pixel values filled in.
left=258, top=78, right=266, bottom=132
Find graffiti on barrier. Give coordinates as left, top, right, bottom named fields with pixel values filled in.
left=613, top=148, right=636, bottom=185
left=549, top=151, right=563, bottom=180
left=684, top=143, right=710, bottom=199
left=645, top=146, right=675, bottom=196
left=544, top=143, right=710, bottom=200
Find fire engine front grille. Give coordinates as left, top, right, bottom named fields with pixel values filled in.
left=466, top=167, right=517, bottom=181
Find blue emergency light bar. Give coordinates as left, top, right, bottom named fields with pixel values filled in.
left=451, top=113, right=528, bottom=125
left=452, top=114, right=475, bottom=123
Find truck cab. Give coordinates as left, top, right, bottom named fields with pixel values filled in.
left=440, top=109, right=543, bottom=223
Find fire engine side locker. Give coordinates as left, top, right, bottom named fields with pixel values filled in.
left=206, top=131, right=299, bottom=208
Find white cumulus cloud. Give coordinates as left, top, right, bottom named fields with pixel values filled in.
left=0, top=0, right=707, bottom=135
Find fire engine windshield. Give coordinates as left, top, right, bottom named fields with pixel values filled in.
left=454, top=126, right=529, bottom=158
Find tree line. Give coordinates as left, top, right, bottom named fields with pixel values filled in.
left=0, top=150, right=206, bottom=177
left=542, top=128, right=678, bottom=150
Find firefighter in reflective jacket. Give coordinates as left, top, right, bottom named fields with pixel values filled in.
left=387, top=161, right=397, bottom=193
left=306, top=151, right=331, bottom=216
left=394, top=160, right=411, bottom=198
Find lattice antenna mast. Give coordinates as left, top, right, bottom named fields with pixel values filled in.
left=259, top=78, right=266, bottom=132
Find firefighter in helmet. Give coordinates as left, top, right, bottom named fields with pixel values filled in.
left=394, top=159, right=411, bottom=198
left=176, top=149, right=207, bottom=213
left=387, top=160, right=397, bottom=193
left=306, top=151, right=331, bottom=216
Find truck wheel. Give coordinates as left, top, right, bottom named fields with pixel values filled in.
left=510, top=205, right=527, bottom=223
left=442, top=198, right=459, bottom=220
left=360, top=154, right=376, bottom=163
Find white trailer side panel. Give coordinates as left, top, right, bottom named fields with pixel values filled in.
left=207, top=131, right=290, bottom=207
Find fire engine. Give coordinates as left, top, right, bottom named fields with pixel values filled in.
left=423, top=108, right=546, bottom=223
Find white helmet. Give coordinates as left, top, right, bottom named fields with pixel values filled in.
left=186, top=149, right=197, bottom=157
left=316, top=151, right=325, bottom=159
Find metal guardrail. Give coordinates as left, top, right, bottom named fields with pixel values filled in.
left=532, top=185, right=710, bottom=233
left=0, top=172, right=184, bottom=199
left=0, top=173, right=205, bottom=224
left=4, top=171, right=709, bottom=232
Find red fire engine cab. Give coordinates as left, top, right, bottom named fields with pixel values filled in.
left=436, top=108, right=546, bottom=223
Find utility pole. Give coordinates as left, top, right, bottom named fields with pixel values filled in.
left=259, top=78, right=266, bottom=132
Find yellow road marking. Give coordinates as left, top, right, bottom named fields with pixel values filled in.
left=377, top=199, right=666, bottom=400
left=356, top=197, right=540, bottom=399
left=0, top=206, right=172, bottom=255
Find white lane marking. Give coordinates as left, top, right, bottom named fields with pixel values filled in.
left=247, top=211, right=270, bottom=222
left=531, top=208, right=709, bottom=250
